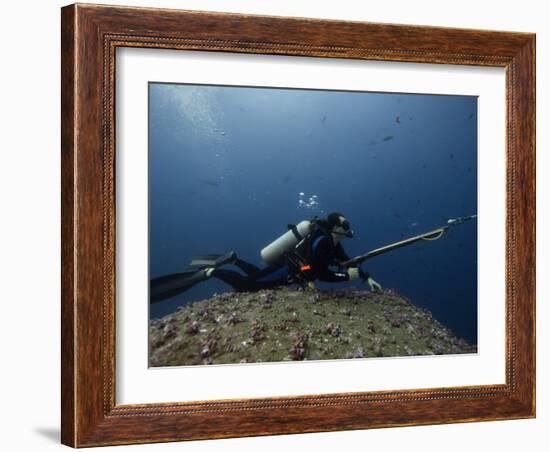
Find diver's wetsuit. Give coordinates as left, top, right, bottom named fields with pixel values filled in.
left=149, top=213, right=369, bottom=303
left=211, top=259, right=289, bottom=292
left=211, top=232, right=363, bottom=292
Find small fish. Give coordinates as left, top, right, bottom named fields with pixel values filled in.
left=198, top=179, right=220, bottom=187
left=221, top=131, right=226, bottom=136
left=409, top=116, right=413, bottom=121
left=422, top=163, right=427, bottom=169
left=450, top=153, right=454, bottom=160
left=383, top=135, right=394, bottom=142
left=299, top=192, right=305, bottom=196
left=368, top=140, right=377, bottom=146
left=395, top=116, right=400, bottom=124
left=410, top=222, right=420, bottom=227
left=321, top=116, right=327, bottom=123
left=468, top=113, right=474, bottom=120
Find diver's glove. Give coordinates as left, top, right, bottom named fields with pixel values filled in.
left=366, top=276, right=382, bottom=292
left=346, top=267, right=362, bottom=280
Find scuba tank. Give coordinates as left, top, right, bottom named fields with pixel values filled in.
left=260, top=220, right=313, bottom=267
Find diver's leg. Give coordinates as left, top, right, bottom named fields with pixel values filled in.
left=211, top=265, right=290, bottom=292
left=150, top=263, right=254, bottom=303
left=250, top=265, right=291, bottom=290
left=245, top=278, right=289, bottom=291
left=210, top=269, right=256, bottom=292
left=232, top=258, right=262, bottom=276
left=234, top=265, right=291, bottom=291
left=211, top=270, right=287, bottom=292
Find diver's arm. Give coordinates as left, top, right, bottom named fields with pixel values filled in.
left=318, top=267, right=350, bottom=282
left=314, top=239, right=353, bottom=282
left=366, top=276, right=382, bottom=292
left=346, top=267, right=382, bottom=291
left=335, top=243, right=371, bottom=278
left=335, top=243, right=382, bottom=290
left=334, top=243, right=351, bottom=263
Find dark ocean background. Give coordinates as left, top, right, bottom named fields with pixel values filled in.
left=148, top=83, right=478, bottom=344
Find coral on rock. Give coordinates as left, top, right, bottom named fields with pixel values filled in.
left=149, top=287, right=476, bottom=366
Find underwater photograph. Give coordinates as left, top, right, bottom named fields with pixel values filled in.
left=148, top=82, right=478, bottom=367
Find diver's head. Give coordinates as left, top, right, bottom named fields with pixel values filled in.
left=326, top=212, right=354, bottom=240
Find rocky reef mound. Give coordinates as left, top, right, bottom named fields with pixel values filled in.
left=149, top=287, right=476, bottom=367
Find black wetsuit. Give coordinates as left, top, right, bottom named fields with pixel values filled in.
left=150, top=229, right=366, bottom=303
left=211, top=232, right=364, bottom=292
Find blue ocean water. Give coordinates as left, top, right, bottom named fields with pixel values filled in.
left=149, top=83, right=478, bottom=344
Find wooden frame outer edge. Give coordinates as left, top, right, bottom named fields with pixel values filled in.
left=61, top=4, right=77, bottom=447
left=61, top=3, right=536, bottom=447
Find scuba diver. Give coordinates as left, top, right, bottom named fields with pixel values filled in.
left=150, top=212, right=382, bottom=304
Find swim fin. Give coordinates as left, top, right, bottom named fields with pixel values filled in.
left=150, top=269, right=209, bottom=303
left=150, top=251, right=237, bottom=303
left=187, top=251, right=237, bottom=270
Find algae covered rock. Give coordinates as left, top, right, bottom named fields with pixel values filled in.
left=149, top=287, right=476, bottom=367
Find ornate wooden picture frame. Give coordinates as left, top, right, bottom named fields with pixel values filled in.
left=61, top=3, right=535, bottom=447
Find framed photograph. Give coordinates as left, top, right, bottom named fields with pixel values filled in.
left=61, top=3, right=535, bottom=447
